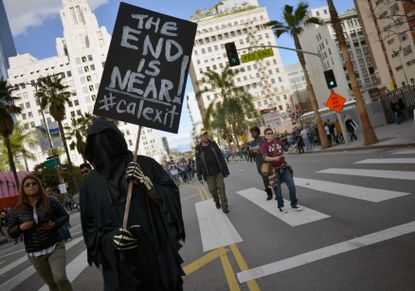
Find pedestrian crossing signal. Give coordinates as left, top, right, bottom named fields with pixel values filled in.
left=324, top=69, right=337, bottom=89
left=225, top=42, right=240, bottom=67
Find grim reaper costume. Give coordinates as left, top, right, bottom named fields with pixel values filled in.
left=80, top=118, right=185, bottom=291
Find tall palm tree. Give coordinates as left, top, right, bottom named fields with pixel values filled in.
left=0, top=122, right=36, bottom=171
left=327, top=0, right=378, bottom=145
left=196, top=65, right=260, bottom=150
left=268, top=2, right=331, bottom=148
left=66, top=112, right=95, bottom=162
left=36, top=75, right=79, bottom=191
left=0, top=78, right=22, bottom=188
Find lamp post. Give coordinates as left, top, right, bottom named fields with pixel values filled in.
left=392, top=47, right=409, bottom=86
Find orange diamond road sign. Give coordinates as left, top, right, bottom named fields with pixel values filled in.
left=325, top=92, right=346, bottom=113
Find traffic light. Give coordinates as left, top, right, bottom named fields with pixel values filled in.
left=324, top=69, right=337, bottom=89
left=225, top=42, right=240, bottom=67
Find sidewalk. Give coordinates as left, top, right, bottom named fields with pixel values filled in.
left=305, top=120, right=415, bottom=153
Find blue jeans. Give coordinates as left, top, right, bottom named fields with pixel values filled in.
left=273, top=167, right=298, bottom=208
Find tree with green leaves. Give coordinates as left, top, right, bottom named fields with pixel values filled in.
left=35, top=75, right=79, bottom=192
left=327, top=0, right=378, bottom=145
left=0, top=121, right=35, bottom=171
left=268, top=2, right=331, bottom=148
left=66, top=112, right=95, bottom=162
left=196, top=65, right=259, bottom=151
left=0, top=78, right=22, bottom=188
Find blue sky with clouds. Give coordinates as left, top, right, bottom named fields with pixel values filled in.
left=4, top=0, right=354, bottom=151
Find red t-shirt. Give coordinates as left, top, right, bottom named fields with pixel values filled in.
left=260, top=140, right=286, bottom=168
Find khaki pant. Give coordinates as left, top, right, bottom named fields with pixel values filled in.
left=206, top=172, right=228, bottom=210
left=29, top=241, right=73, bottom=291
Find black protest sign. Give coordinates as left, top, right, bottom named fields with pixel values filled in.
left=94, top=2, right=197, bottom=133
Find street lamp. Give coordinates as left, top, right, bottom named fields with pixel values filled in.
left=392, top=47, right=409, bottom=86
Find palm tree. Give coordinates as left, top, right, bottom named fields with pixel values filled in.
left=326, top=0, right=378, bottom=145
left=268, top=2, right=331, bottom=148
left=0, top=122, right=36, bottom=171
left=35, top=75, right=79, bottom=191
left=66, top=112, right=95, bottom=162
left=196, top=65, right=260, bottom=150
left=0, top=78, right=22, bottom=188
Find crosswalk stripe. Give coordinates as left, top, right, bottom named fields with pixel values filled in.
left=38, top=249, right=88, bottom=291
left=318, top=168, right=415, bottom=180
left=236, top=188, right=329, bottom=227
left=237, top=220, right=415, bottom=283
left=355, top=158, right=415, bottom=164
left=294, top=177, right=410, bottom=202
left=196, top=199, right=243, bottom=252
left=391, top=149, right=415, bottom=155
left=0, top=237, right=84, bottom=290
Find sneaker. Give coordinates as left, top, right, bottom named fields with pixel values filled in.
left=223, top=208, right=229, bottom=214
left=292, top=205, right=303, bottom=211
left=278, top=207, right=288, bottom=213
left=215, top=202, right=221, bottom=209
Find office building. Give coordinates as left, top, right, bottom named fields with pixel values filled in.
left=188, top=0, right=292, bottom=118
left=0, top=0, right=16, bottom=79
left=7, top=0, right=166, bottom=169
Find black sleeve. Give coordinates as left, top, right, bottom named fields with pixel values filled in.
left=7, top=208, right=22, bottom=238
left=195, top=149, right=203, bottom=180
left=50, top=196, right=69, bottom=228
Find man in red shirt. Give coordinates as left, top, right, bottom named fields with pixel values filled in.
left=260, top=128, right=302, bottom=213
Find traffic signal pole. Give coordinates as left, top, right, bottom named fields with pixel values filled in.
left=238, top=44, right=350, bottom=144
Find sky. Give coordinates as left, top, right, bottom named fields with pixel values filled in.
left=3, top=0, right=355, bottom=151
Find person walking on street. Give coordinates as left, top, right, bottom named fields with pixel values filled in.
left=8, top=175, right=73, bottom=291
left=261, top=128, right=302, bottom=213
left=300, top=126, right=312, bottom=151
left=196, top=131, right=230, bottom=213
left=344, top=114, right=358, bottom=141
left=249, top=126, right=273, bottom=200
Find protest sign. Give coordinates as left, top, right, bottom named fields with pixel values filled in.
left=93, top=3, right=197, bottom=133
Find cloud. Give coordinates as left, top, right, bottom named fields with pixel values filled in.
left=4, top=0, right=109, bottom=36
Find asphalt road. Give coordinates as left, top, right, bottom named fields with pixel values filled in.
left=1, top=146, right=415, bottom=291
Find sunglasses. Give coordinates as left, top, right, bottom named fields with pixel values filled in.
left=24, top=181, right=38, bottom=188
left=81, top=170, right=89, bottom=175
left=265, top=132, right=274, bottom=135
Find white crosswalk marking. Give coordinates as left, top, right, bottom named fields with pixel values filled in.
left=236, top=188, right=329, bottom=226
left=196, top=199, right=243, bottom=252
left=318, top=168, right=415, bottom=180
left=355, top=158, right=415, bottom=164
left=294, top=177, right=411, bottom=202
left=237, top=220, right=415, bottom=283
left=0, top=237, right=84, bottom=290
left=391, top=149, right=415, bottom=155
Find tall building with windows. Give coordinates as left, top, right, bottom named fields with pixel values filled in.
left=298, top=7, right=379, bottom=107
left=0, top=0, right=16, bottom=79
left=188, top=0, right=292, bottom=118
left=7, top=0, right=166, bottom=169
left=354, top=0, right=415, bottom=90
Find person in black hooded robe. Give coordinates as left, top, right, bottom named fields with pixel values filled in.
left=80, top=118, right=185, bottom=291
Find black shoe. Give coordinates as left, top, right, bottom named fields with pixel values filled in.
left=223, top=208, right=229, bottom=214
left=265, top=188, right=273, bottom=201
left=215, top=202, right=221, bottom=209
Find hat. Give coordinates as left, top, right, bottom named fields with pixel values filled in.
left=199, top=130, right=209, bottom=137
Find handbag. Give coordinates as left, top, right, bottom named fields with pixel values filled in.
left=261, top=162, right=272, bottom=176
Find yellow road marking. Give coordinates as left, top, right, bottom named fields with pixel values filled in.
left=230, top=244, right=261, bottom=291
left=183, top=248, right=221, bottom=275
left=218, top=247, right=241, bottom=291
left=182, top=183, right=261, bottom=290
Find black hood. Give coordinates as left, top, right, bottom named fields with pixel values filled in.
left=85, top=118, right=132, bottom=202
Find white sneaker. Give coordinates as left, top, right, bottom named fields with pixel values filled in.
left=279, top=207, right=288, bottom=213
left=292, top=205, right=303, bottom=211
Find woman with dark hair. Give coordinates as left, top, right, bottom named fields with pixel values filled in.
left=8, top=175, right=72, bottom=291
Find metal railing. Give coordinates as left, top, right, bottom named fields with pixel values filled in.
left=379, top=85, right=415, bottom=123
